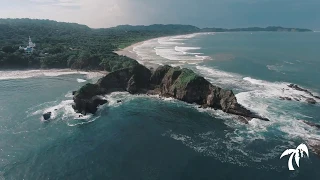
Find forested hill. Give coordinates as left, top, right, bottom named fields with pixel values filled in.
left=111, top=24, right=200, bottom=33
left=0, top=19, right=200, bottom=70
left=201, top=26, right=312, bottom=32
left=0, top=19, right=312, bottom=71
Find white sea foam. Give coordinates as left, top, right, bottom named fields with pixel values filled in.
left=65, top=91, right=73, bottom=98
left=95, top=32, right=320, bottom=158
left=77, top=78, right=87, bottom=83
left=158, top=37, right=183, bottom=45
left=0, top=69, right=105, bottom=80
left=195, top=55, right=212, bottom=60
left=174, top=46, right=201, bottom=54
left=188, top=67, right=319, bottom=158
left=163, top=129, right=284, bottom=169
left=131, top=33, right=214, bottom=66
left=242, top=77, right=320, bottom=103
left=284, top=61, right=294, bottom=65
left=267, top=65, right=282, bottom=72
left=154, top=47, right=208, bottom=62
left=29, top=99, right=75, bottom=121
left=131, top=32, right=320, bottom=151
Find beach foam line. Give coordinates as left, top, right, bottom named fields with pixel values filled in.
left=116, top=32, right=216, bottom=67
left=0, top=69, right=105, bottom=80
left=174, top=46, right=201, bottom=53
left=77, top=78, right=87, bottom=83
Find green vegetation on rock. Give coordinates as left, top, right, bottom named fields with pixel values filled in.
left=76, top=83, right=100, bottom=98
left=166, top=67, right=199, bottom=89
left=175, top=68, right=199, bottom=86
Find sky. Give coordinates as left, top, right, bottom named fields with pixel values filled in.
left=0, top=0, right=319, bottom=29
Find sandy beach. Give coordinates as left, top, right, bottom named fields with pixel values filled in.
left=114, top=41, right=144, bottom=61
left=114, top=38, right=162, bottom=70
left=115, top=33, right=213, bottom=69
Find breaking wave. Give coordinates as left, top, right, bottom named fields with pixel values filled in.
left=133, top=33, right=213, bottom=66
left=130, top=32, right=320, bottom=159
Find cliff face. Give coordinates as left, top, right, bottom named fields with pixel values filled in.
left=73, top=64, right=269, bottom=121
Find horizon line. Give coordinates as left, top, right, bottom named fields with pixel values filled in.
left=0, top=17, right=314, bottom=31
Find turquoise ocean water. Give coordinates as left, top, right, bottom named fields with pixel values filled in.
left=0, top=32, right=320, bottom=179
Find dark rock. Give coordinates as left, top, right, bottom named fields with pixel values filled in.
left=126, top=75, right=138, bottom=93
left=96, top=64, right=151, bottom=94
left=310, top=144, right=320, bottom=158
left=237, top=116, right=249, bottom=124
left=288, top=84, right=318, bottom=99
left=294, top=98, right=300, bottom=101
left=117, top=100, right=122, bottom=103
left=73, top=95, right=108, bottom=114
left=279, top=97, right=292, bottom=101
left=200, top=104, right=209, bottom=109
left=72, top=64, right=269, bottom=121
left=150, top=65, right=172, bottom=86
left=72, top=91, right=77, bottom=95
left=288, top=84, right=294, bottom=88
left=302, top=120, right=320, bottom=129
left=306, top=98, right=316, bottom=104
left=301, top=120, right=320, bottom=158
left=43, top=112, right=52, bottom=120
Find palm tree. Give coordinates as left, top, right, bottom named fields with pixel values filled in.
left=280, top=144, right=309, bottom=170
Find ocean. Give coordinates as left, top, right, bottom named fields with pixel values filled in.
left=1, top=32, right=320, bottom=179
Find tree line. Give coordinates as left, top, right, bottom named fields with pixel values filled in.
left=0, top=19, right=200, bottom=71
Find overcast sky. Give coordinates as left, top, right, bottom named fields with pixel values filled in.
left=0, top=0, right=319, bottom=29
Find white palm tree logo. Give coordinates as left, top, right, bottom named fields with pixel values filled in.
left=280, top=144, right=309, bottom=171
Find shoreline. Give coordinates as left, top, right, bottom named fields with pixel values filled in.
left=0, top=68, right=108, bottom=80
left=114, top=32, right=216, bottom=69
left=114, top=33, right=205, bottom=70
left=114, top=37, right=161, bottom=70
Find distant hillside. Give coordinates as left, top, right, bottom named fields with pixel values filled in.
left=201, top=26, right=312, bottom=32
left=0, top=19, right=91, bottom=45
left=111, top=24, right=200, bottom=33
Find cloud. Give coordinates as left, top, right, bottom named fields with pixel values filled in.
left=28, top=0, right=81, bottom=8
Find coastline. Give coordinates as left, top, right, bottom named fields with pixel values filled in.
left=0, top=68, right=108, bottom=80
left=114, top=37, right=161, bottom=70
left=114, top=32, right=214, bottom=69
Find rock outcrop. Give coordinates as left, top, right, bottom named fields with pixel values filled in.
left=302, top=120, right=320, bottom=129
left=43, top=112, right=52, bottom=120
left=73, top=64, right=269, bottom=121
left=306, top=98, right=316, bottom=104
left=279, top=97, right=292, bottom=101
left=72, top=84, right=108, bottom=114
left=288, top=84, right=320, bottom=102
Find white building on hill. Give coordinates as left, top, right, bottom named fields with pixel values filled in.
left=19, top=36, right=36, bottom=54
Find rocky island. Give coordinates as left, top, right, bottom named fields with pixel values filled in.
left=72, top=63, right=269, bottom=122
